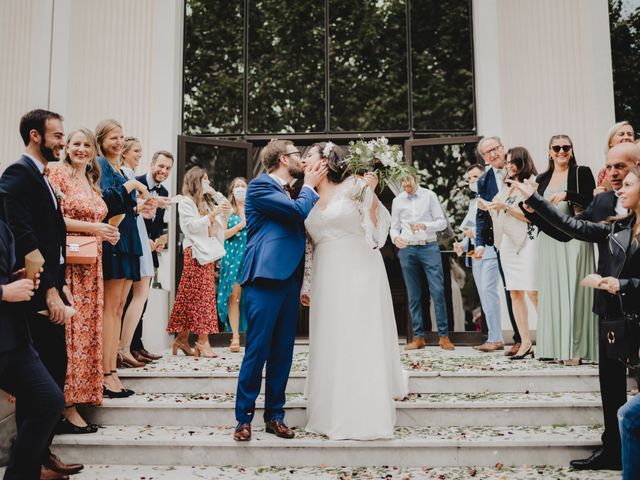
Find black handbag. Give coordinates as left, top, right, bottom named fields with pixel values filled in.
left=600, top=295, right=640, bottom=367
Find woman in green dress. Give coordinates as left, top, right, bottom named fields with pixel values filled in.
left=218, top=177, right=248, bottom=352
left=533, top=135, right=598, bottom=363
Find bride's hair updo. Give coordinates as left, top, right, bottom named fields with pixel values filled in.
left=312, top=142, right=347, bottom=184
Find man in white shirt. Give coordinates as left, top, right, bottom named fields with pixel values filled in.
left=390, top=175, right=454, bottom=350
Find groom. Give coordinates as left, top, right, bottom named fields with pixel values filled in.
left=234, top=139, right=327, bottom=441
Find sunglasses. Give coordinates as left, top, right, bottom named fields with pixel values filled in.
left=551, top=145, right=572, bottom=153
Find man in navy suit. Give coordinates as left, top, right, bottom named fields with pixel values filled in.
left=0, top=217, right=65, bottom=480
left=234, top=139, right=327, bottom=441
left=128, top=150, right=174, bottom=362
left=474, top=136, right=521, bottom=356
left=0, top=109, right=83, bottom=478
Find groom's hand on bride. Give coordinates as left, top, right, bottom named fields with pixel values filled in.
left=300, top=293, right=310, bottom=306
left=304, top=162, right=328, bottom=188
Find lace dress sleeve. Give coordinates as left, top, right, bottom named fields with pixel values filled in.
left=301, top=236, right=314, bottom=298
left=353, top=178, right=391, bottom=249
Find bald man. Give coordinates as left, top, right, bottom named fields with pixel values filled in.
left=522, top=142, right=640, bottom=471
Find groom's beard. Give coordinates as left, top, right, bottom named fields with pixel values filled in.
left=289, top=166, right=305, bottom=180
left=40, top=142, right=59, bottom=164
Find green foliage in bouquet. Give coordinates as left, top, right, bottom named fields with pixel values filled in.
left=344, top=137, right=417, bottom=192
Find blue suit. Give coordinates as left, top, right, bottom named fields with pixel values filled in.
left=474, top=167, right=520, bottom=344
left=235, top=174, right=318, bottom=425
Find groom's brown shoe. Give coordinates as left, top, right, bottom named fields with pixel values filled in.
left=265, top=419, right=295, bottom=439
left=234, top=423, right=251, bottom=441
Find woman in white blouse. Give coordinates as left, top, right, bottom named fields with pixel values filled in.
left=166, top=167, right=230, bottom=358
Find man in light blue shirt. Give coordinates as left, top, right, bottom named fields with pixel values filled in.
left=390, top=174, right=454, bottom=350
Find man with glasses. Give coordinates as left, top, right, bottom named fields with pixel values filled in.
left=474, top=136, right=521, bottom=356
left=233, top=139, right=326, bottom=442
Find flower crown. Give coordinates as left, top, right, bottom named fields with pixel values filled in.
left=322, top=142, right=335, bottom=158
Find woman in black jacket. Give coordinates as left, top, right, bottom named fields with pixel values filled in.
left=512, top=166, right=640, bottom=480
left=533, top=135, right=598, bottom=365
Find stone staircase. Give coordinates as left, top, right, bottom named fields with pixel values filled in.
left=50, top=347, right=628, bottom=470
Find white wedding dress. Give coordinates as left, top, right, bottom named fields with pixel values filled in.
left=302, top=177, right=409, bottom=440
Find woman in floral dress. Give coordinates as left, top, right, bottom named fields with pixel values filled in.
left=218, top=177, right=248, bottom=352
left=48, top=128, right=120, bottom=433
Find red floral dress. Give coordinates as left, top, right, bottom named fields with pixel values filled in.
left=167, top=247, right=219, bottom=335
left=49, top=165, right=107, bottom=405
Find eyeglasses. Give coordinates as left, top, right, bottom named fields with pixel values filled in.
left=283, top=151, right=301, bottom=157
left=481, top=145, right=502, bottom=156
left=551, top=145, right=572, bottom=153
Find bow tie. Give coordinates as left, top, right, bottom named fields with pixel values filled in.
left=43, top=166, right=50, bottom=177
left=407, top=193, right=418, bottom=200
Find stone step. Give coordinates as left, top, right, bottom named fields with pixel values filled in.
left=119, top=369, right=605, bottom=394
left=117, top=347, right=611, bottom=394
left=83, top=392, right=605, bottom=428
left=51, top=424, right=603, bottom=468
left=2, top=464, right=621, bottom=479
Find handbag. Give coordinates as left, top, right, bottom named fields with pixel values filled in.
left=600, top=295, right=640, bottom=368
left=65, top=236, right=98, bottom=265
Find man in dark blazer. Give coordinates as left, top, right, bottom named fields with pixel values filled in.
left=522, top=142, right=640, bottom=471
left=0, top=109, right=83, bottom=478
left=474, top=136, right=520, bottom=355
left=0, top=217, right=65, bottom=480
left=128, top=150, right=174, bottom=362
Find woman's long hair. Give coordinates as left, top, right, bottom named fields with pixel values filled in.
left=226, top=177, right=248, bottom=212
left=506, top=147, right=538, bottom=182
left=540, top=134, right=578, bottom=178
left=606, top=165, right=640, bottom=243
left=95, top=118, right=123, bottom=163
left=62, top=128, right=102, bottom=194
left=182, top=166, right=212, bottom=215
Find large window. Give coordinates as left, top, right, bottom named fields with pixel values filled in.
left=182, top=0, right=475, bottom=136
left=609, top=0, right=640, bottom=131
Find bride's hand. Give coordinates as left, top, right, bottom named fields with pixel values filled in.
left=363, top=172, right=378, bottom=192
left=300, top=293, right=310, bottom=307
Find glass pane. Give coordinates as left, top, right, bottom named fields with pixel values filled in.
left=410, top=142, right=482, bottom=330
left=184, top=143, right=249, bottom=195
left=183, top=0, right=244, bottom=134
left=411, top=0, right=474, bottom=131
left=247, top=0, right=325, bottom=133
left=329, top=0, right=409, bottom=131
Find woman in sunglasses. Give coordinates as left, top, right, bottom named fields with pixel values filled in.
left=531, top=135, right=597, bottom=364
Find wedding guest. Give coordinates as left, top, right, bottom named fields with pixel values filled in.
left=95, top=119, right=148, bottom=397
left=0, top=109, right=84, bottom=477
left=596, top=121, right=635, bottom=188
left=48, top=129, right=119, bottom=433
left=118, top=137, right=156, bottom=368
left=486, top=147, right=538, bottom=360
left=130, top=150, right=174, bottom=363
left=523, top=142, right=640, bottom=470
left=167, top=167, right=229, bottom=358
left=513, top=161, right=640, bottom=475
left=391, top=174, right=455, bottom=351
left=218, top=177, right=248, bottom=352
left=474, top=137, right=521, bottom=356
left=454, top=164, right=503, bottom=351
left=525, top=135, right=597, bottom=364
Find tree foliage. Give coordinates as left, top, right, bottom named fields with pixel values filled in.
left=609, top=0, right=640, bottom=129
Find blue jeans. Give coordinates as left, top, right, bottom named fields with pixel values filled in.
left=471, top=255, right=503, bottom=343
left=619, top=394, right=640, bottom=480
left=398, top=243, right=448, bottom=337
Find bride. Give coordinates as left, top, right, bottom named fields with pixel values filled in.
left=300, top=142, right=409, bottom=440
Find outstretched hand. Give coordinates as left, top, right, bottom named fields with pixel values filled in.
left=506, top=178, right=536, bottom=201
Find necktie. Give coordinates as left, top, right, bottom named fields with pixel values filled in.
left=284, top=183, right=294, bottom=199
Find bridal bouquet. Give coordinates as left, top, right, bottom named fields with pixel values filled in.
left=344, top=137, right=416, bottom=199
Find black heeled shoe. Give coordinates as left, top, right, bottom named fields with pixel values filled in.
left=509, top=345, right=534, bottom=360
left=55, top=416, right=98, bottom=434
left=110, top=370, right=135, bottom=396
left=103, top=385, right=130, bottom=399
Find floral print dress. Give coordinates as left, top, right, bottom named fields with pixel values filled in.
left=49, top=164, right=108, bottom=405
left=217, top=212, right=247, bottom=333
